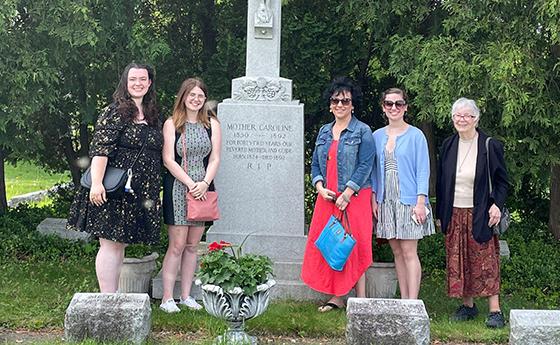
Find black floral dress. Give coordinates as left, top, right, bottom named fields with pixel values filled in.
left=67, top=105, right=163, bottom=244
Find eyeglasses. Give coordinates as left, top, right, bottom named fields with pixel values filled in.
left=188, top=92, right=206, bottom=100
left=330, top=98, right=352, bottom=106
left=452, top=113, right=477, bottom=121
left=382, top=100, right=407, bottom=109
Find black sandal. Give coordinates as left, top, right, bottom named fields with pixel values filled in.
left=318, top=302, right=344, bottom=313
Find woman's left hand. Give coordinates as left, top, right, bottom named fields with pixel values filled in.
left=335, top=193, right=351, bottom=211
left=488, top=204, right=501, bottom=227
left=190, top=181, right=208, bottom=200
left=413, top=204, right=427, bottom=224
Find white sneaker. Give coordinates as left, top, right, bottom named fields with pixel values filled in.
left=159, top=299, right=180, bottom=313
left=179, top=296, right=203, bottom=310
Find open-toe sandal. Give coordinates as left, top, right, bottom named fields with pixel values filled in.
left=318, top=302, right=344, bottom=313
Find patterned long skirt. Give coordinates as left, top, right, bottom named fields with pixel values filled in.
left=446, top=208, right=500, bottom=297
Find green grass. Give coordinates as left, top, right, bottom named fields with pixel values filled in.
left=2, top=258, right=545, bottom=344
left=5, top=162, right=70, bottom=200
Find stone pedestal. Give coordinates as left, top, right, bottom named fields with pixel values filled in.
left=499, top=240, right=510, bottom=259
left=510, top=309, right=560, bottom=345
left=64, top=293, right=151, bottom=344
left=118, top=253, right=159, bottom=294
left=206, top=97, right=306, bottom=299
left=346, top=298, right=430, bottom=345
left=151, top=269, right=202, bottom=300
left=206, top=0, right=310, bottom=299
left=365, top=262, right=398, bottom=298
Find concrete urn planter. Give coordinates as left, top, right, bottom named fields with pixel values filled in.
left=195, top=279, right=276, bottom=345
left=118, top=252, right=159, bottom=294
left=365, top=262, right=398, bottom=298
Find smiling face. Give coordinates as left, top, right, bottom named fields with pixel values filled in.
left=184, top=86, right=206, bottom=113
left=452, top=105, right=479, bottom=137
left=329, top=90, right=353, bottom=121
left=127, top=68, right=151, bottom=100
left=382, top=92, right=408, bottom=124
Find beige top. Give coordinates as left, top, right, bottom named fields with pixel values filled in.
left=453, top=134, right=478, bottom=208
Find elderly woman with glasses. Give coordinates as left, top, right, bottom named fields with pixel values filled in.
left=370, top=87, right=435, bottom=300
left=436, top=97, right=508, bottom=328
left=301, top=77, right=374, bottom=312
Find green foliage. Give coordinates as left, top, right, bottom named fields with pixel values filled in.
left=501, top=221, right=560, bottom=308
left=0, top=204, right=97, bottom=262
left=418, top=232, right=446, bottom=272
left=197, top=241, right=273, bottom=295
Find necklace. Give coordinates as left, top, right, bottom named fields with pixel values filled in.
left=458, top=135, right=476, bottom=172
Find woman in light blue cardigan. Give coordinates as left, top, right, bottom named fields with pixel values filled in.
left=371, top=88, right=435, bottom=299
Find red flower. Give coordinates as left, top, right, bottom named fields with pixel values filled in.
left=208, top=240, right=233, bottom=251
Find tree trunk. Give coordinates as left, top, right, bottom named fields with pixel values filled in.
left=0, top=148, right=7, bottom=215
left=197, top=0, right=217, bottom=71
left=418, top=120, right=437, bottom=197
left=549, top=163, right=560, bottom=240
left=62, top=137, right=81, bottom=187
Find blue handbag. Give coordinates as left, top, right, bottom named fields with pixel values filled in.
left=314, top=211, right=356, bottom=271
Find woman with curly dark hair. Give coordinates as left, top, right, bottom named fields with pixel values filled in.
left=67, top=63, right=163, bottom=293
left=301, top=77, right=374, bottom=312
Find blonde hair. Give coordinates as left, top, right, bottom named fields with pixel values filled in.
left=171, top=78, right=216, bottom=131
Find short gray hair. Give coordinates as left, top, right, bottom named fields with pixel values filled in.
left=451, top=97, right=480, bottom=119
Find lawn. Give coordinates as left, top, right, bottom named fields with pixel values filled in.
left=5, top=162, right=70, bottom=200
left=0, top=258, right=529, bottom=344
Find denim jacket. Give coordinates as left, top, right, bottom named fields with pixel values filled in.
left=311, top=116, right=374, bottom=192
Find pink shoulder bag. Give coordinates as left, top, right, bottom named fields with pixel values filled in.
left=182, top=130, right=220, bottom=221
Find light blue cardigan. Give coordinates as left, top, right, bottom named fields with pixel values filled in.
left=371, top=125, right=430, bottom=205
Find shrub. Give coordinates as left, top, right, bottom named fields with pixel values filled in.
left=501, top=221, right=560, bottom=308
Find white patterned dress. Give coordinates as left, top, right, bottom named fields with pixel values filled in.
left=377, top=150, right=435, bottom=239
left=163, top=122, right=213, bottom=226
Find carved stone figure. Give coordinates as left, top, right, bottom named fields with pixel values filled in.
left=255, top=0, right=272, bottom=25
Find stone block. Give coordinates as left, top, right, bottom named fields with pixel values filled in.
left=510, top=309, right=560, bottom=345
left=64, top=293, right=151, bottom=344
left=499, top=240, right=510, bottom=259
left=151, top=268, right=201, bottom=300
left=346, top=298, right=430, bottom=345
left=37, top=218, right=92, bottom=242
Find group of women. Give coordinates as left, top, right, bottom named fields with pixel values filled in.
left=66, top=63, right=508, bottom=328
left=67, top=63, right=220, bottom=313
left=301, top=77, right=508, bottom=329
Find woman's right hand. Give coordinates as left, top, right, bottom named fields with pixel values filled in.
left=317, top=185, right=336, bottom=202
left=89, top=183, right=107, bottom=206
left=371, top=197, right=378, bottom=219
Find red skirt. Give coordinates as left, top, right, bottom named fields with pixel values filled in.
left=301, top=141, right=372, bottom=296
left=446, top=208, right=500, bottom=297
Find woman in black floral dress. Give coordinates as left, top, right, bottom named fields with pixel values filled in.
left=67, top=63, right=163, bottom=293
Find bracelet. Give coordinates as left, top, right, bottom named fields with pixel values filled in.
left=342, top=194, right=351, bottom=203
left=202, top=179, right=211, bottom=187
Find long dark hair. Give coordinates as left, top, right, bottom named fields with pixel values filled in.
left=112, top=62, right=158, bottom=126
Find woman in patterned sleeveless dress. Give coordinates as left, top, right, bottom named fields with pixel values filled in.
left=159, top=78, right=222, bottom=313
left=371, top=88, right=435, bottom=300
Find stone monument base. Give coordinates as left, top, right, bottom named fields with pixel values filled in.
left=346, top=298, right=430, bottom=345
left=64, top=293, right=151, bottom=344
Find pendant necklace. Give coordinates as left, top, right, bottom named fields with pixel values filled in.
left=458, top=136, right=476, bottom=172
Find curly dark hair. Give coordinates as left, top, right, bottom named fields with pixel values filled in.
left=112, top=62, right=159, bottom=127
left=322, top=76, right=363, bottom=114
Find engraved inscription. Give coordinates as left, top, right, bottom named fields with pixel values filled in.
left=225, top=122, right=295, bottom=170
